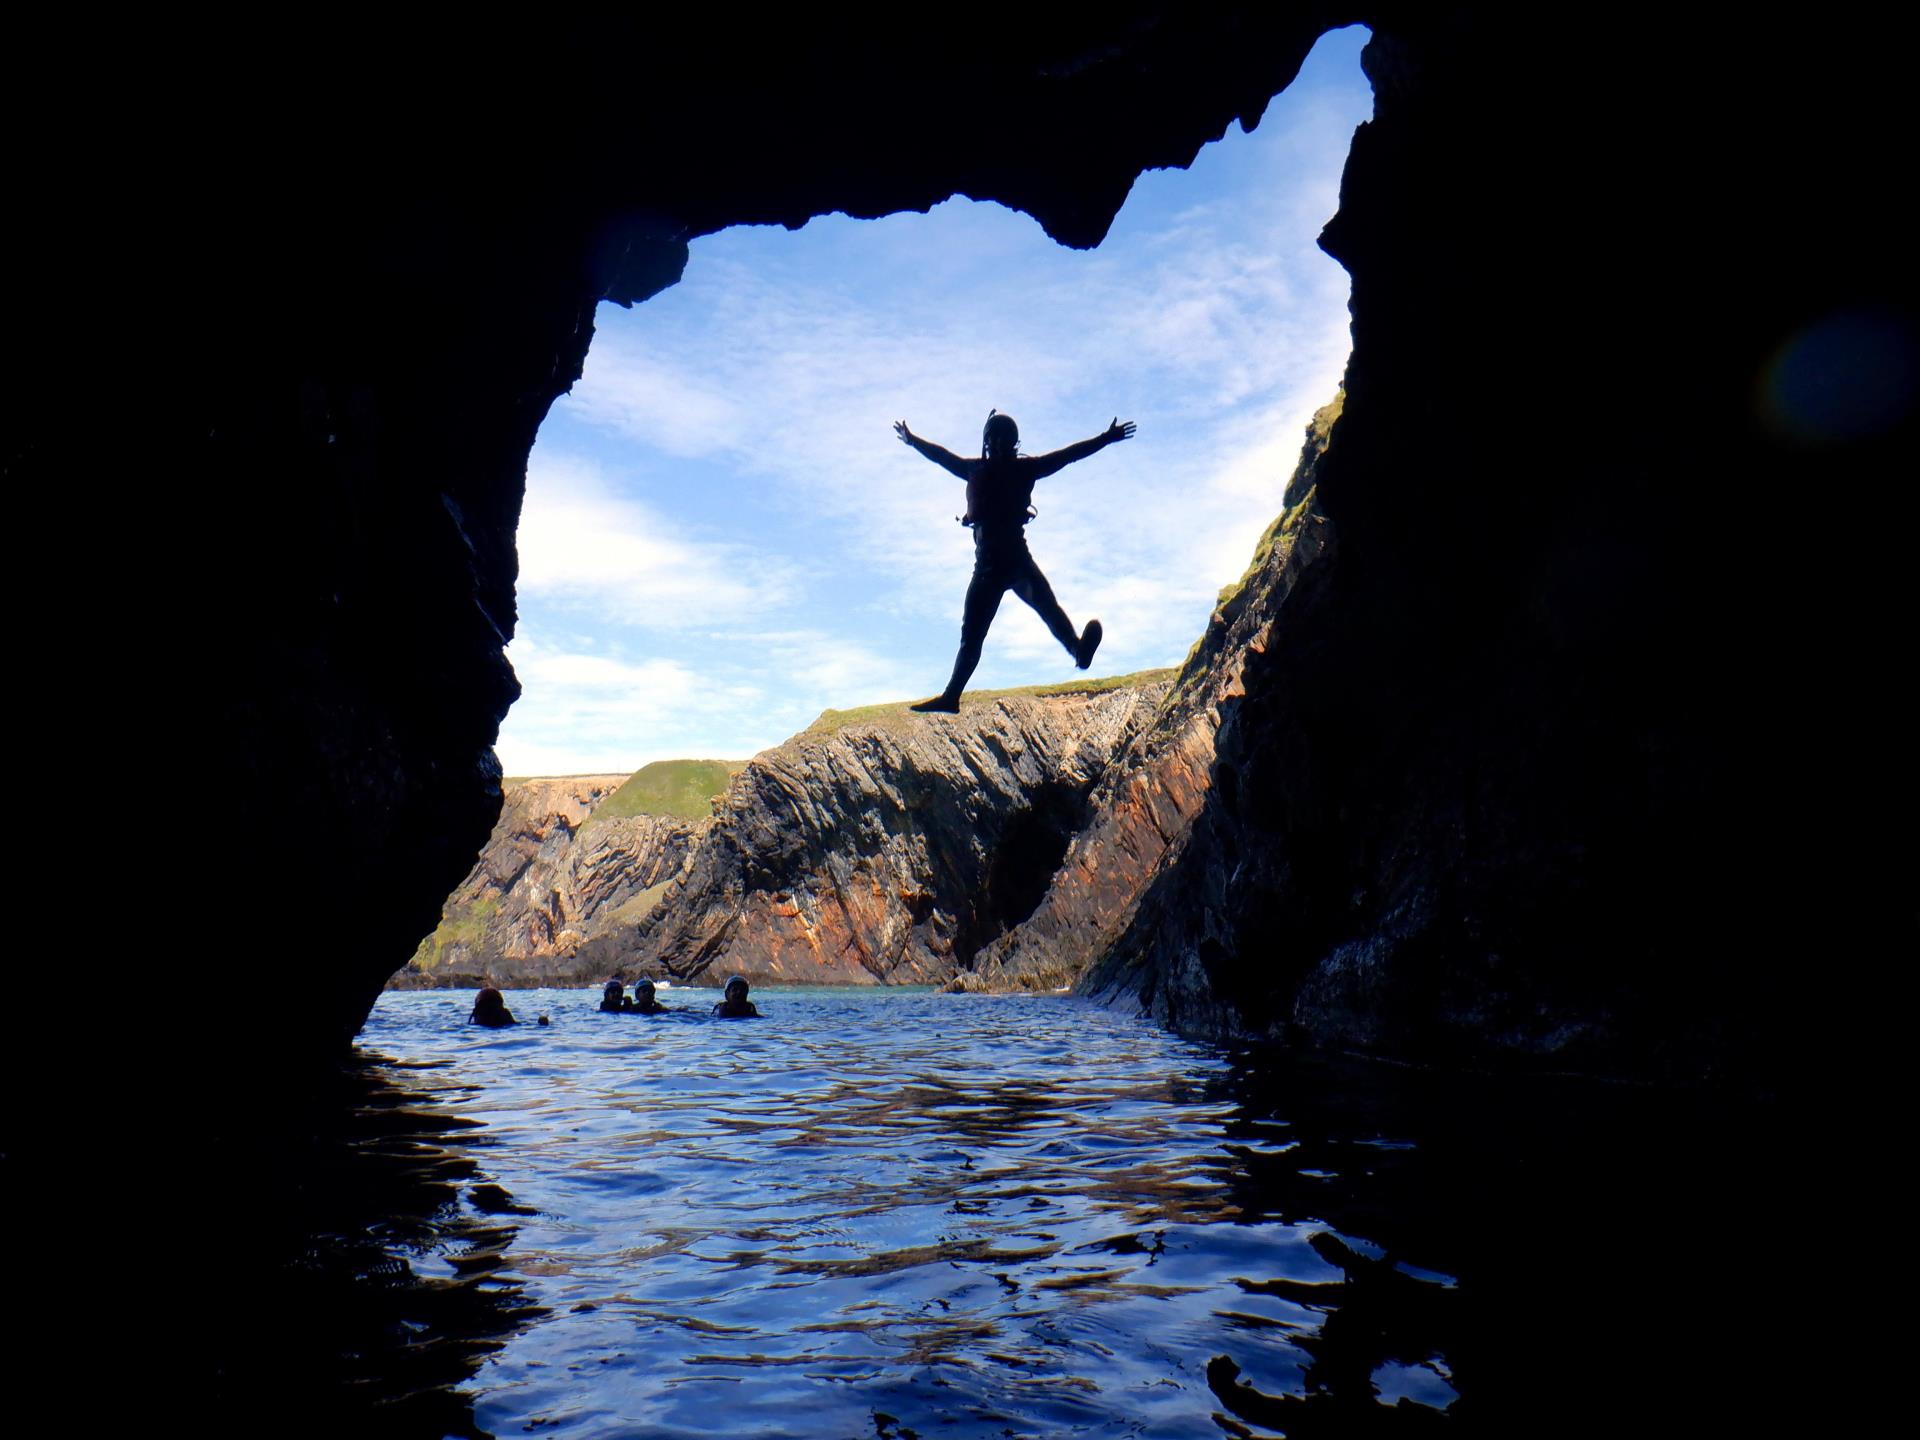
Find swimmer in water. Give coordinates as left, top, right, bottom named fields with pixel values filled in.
left=599, top=979, right=628, bottom=1014
left=629, top=978, right=671, bottom=1015
left=711, top=975, right=760, bottom=1019
left=470, top=987, right=517, bottom=1027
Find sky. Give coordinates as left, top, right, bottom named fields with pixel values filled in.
left=496, top=26, right=1373, bottom=777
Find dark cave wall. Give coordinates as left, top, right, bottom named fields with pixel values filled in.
left=1082, top=15, right=1915, bottom=1083
left=10, top=8, right=1909, bottom=1090
left=10, top=10, right=1344, bottom=1077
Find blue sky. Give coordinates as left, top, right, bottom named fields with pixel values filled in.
left=497, top=27, right=1372, bottom=776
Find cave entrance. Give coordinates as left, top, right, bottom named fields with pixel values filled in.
left=494, top=26, right=1371, bottom=782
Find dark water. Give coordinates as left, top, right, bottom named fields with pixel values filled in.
left=237, top=986, right=1797, bottom=1437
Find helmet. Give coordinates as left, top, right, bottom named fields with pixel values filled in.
left=982, top=410, right=1019, bottom=458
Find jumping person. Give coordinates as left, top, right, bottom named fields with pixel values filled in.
left=895, top=411, right=1134, bottom=712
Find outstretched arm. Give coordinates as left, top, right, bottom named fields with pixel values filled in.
left=895, top=420, right=972, bottom=479
left=1024, top=418, right=1136, bottom=479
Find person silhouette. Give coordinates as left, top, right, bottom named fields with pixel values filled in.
left=895, top=411, right=1134, bottom=712
left=469, top=987, right=517, bottom=1028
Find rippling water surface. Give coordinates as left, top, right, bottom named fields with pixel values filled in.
left=307, top=986, right=1783, bottom=1439
left=352, top=987, right=1454, bottom=1437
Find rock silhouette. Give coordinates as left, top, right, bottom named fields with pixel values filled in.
left=23, top=10, right=1906, bottom=1111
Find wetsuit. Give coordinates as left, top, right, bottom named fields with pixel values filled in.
left=956, top=514, right=1080, bottom=688
left=940, top=448, right=1099, bottom=699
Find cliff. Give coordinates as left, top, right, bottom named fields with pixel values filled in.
left=598, top=677, right=1170, bottom=986
left=955, top=398, right=1337, bottom=996
left=388, top=763, right=732, bottom=988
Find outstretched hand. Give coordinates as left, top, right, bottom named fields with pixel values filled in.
left=894, top=420, right=914, bottom=446
left=1105, top=418, right=1137, bottom=443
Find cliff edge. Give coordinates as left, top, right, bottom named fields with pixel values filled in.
left=599, top=677, right=1171, bottom=986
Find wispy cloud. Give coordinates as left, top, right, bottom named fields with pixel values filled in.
left=515, top=451, right=796, bottom=628
left=498, top=632, right=765, bottom=774
left=498, top=26, right=1373, bottom=773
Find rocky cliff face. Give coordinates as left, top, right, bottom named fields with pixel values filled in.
left=1062, top=17, right=1913, bottom=1088
left=387, top=775, right=705, bottom=988
left=601, top=682, right=1168, bottom=986
left=956, top=400, right=1337, bottom=996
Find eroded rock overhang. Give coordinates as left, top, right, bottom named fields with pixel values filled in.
left=14, top=9, right=1908, bottom=1095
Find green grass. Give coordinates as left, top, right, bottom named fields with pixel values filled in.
left=1208, top=391, right=1342, bottom=620
left=589, top=759, right=745, bottom=823
left=410, top=895, right=500, bottom=971
left=1169, top=390, right=1343, bottom=698
left=804, top=668, right=1176, bottom=739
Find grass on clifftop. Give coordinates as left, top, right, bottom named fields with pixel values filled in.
left=410, top=895, right=499, bottom=972
left=805, top=668, right=1175, bottom=739
left=590, top=759, right=745, bottom=823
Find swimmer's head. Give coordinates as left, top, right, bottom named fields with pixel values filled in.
left=634, top=978, right=657, bottom=997
left=603, top=979, right=624, bottom=1000
left=724, top=975, right=749, bottom=1002
left=982, top=410, right=1018, bottom=460
left=474, top=987, right=506, bottom=1017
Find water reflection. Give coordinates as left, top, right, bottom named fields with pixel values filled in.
left=248, top=989, right=1795, bottom=1437
left=210, top=1054, right=546, bottom=1437
left=1196, top=1049, right=1792, bottom=1436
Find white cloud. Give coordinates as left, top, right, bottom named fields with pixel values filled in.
left=516, top=452, right=795, bottom=628
left=494, top=627, right=936, bottom=776
left=503, top=28, right=1373, bottom=761
left=557, top=349, right=745, bottom=459
left=497, top=636, right=748, bottom=773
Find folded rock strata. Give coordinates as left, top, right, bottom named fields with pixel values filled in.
left=604, top=684, right=1169, bottom=986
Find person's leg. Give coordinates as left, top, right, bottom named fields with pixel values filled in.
left=1006, top=556, right=1098, bottom=660
left=913, top=567, right=1006, bottom=710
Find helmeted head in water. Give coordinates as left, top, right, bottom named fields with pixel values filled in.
left=634, top=979, right=657, bottom=1001
left=603, top=979, right=624, bottom=1002
left=981, top=410, right=1019, bottom=460
left=472, top=987, right=513, bottom=1026
left=724, top=975, right=749, bottom=1002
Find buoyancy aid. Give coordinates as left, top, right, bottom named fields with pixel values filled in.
left=961, top=457, right=1038, bottom=528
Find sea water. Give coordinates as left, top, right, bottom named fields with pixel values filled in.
left=289, top=984, right=1777, bottom=1437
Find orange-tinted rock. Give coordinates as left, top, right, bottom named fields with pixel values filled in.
left=966, top=403, right=1335, bottom=993
left=389, top=776, right=704, bottom=988
left=613, top=685, right=1168, bottom=987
